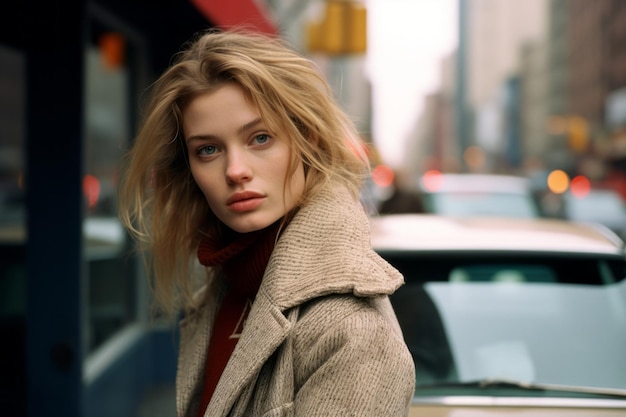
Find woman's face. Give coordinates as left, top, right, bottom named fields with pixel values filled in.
left=183, top=83, right=306, bottom=233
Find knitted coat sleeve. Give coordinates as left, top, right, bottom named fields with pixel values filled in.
left=289, top=294, right=415, bottom=417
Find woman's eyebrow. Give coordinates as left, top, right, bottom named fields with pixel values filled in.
left=186, top=117, right=264, bottom=144
left=186, top=133, right=215, bottom=144
left=237, top=117, right=263, bottom=134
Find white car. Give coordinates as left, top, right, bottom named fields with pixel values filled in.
left=370, top=214, right=626, bottom=416
left=562, top=189, right=626, bottom=240
left=418, top=172, right=540, bottom=218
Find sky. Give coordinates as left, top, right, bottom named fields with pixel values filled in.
left=366, top=0, right=458, bottom=168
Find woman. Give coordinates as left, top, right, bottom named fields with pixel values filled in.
left=118, top=29, right=415, bottom=417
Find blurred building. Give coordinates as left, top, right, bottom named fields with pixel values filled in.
left=406, top=51, right=458, bottom=180
left=567, top=0, right=626, bottom=192
left=404, top=0, right=550, bottom=177
left=298, top=1, right=372, bottom=136
left=465, top=0, right=548, bottom=172
left=406, top=0, right=626, bottom=199
left=519, top=40, right=549, bottom=170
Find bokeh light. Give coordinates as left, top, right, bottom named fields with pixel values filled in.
left=371, top=164, right=395, bottom=187
left=570, top=175, right=591, bottom=198
left=421, top=169, right=444, bottom=192
left=83, top=174, right=101, bottom=209
left=464, top=146, right=485, bottom=171
left=547, top=170, right=570, bottom=194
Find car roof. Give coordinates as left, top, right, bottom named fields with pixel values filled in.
left=564, top=188, right=625, bottom=202
left=418, top=173, right=533, bottom=194
left=369, top=214, right=625, bottom=255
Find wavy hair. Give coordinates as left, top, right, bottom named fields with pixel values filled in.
left=118, top=29, right=369, bottom=316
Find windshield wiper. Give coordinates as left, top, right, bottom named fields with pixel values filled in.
left=424, top=378, right=626, bottom=398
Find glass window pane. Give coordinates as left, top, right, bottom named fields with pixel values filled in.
left=0, top=44, right=26, bottom=238
left=0, top=42, right=27, bottom=416
left=83, top=28, right=137, bottom=353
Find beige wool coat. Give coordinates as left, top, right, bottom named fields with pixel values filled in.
left=176, top=184, right=416, bottom=417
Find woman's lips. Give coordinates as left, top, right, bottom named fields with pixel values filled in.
left=228, top=197, right=264, bottom=212
left=227, top=191, right=265, bottom=212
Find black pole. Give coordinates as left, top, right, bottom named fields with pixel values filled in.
left=25, top=1, right=86, bottom=416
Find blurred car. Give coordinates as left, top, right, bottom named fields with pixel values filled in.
left=562, top=189, right=626, bottom=240
left=418, top=172, right=541, bottom=218
left=370, top=214, right=626, bottom=416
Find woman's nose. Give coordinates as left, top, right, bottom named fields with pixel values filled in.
left=225, top=151, right=253, bottom=184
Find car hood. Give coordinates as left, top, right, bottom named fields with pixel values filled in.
left=410, top=404, right=626, bottom=416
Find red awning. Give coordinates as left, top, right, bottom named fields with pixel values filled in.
left=190, top=0, right=278, bottom=36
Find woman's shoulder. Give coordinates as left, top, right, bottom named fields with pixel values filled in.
left=292, top=294, right=405, bottom=345
left=289, top=294, right=415, bottom=393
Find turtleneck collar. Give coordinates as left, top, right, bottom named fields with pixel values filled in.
left=197, top=220, right=281, bottom=297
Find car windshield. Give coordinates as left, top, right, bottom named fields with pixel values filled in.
left=383, top=253, right=626, bottom=398
left=427, top=193, right=540, bottom=218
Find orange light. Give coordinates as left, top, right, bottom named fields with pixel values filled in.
left=547, top=170, right=570, bottom=194
left=421, top=169, right=444, bottom=192
left=570, top=175, right=591, bottom=198
left=464, top=146, right=485, bottom=170
left=99, top=32, right=126, bottom=69
left=568, top=116, right=589, bottom=153
left=371, top=164, right=395, bottom=187
left=83, top=174, right=101, bottom=209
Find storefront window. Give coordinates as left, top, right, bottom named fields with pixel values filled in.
left=0, top=45, right=26, bottom=239
left=0, top=44, right=26, bottom=318
left=0, top=42, right=27, bottom=415
left=83, top=26, right=140, bottom=352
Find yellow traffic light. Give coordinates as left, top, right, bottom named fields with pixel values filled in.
left=568, top=116, right=589, bottom=153
left=306, top=1, right=367, bottom=55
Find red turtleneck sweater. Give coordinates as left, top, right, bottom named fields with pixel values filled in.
left=195, top=222, right=280, bottom=417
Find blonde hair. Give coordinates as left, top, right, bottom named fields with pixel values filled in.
left=118, top=29, right=369, bottom=316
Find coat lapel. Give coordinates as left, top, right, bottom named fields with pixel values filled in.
left=202, top=290, right=293, bottom=417
left=177, top=285, right=219, bottom=417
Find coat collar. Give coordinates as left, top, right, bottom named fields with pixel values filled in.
left=261, top=183, right=404, bottom=310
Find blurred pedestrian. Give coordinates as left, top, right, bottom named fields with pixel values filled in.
left=379, top=187, right=424, bottom=214
left=118, top=29, right=414, bottom=417
left=379, top=177, right=424, bottom=215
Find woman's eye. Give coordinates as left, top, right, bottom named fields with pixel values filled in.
left=253, top=134, right=271, bottom=145
left=197, top=145, right=217, bottom=156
